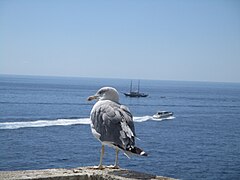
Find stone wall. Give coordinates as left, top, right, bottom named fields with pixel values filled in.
left=0, top=166, right=176, bottom=180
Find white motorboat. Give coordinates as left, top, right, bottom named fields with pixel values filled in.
left=153, top=111, right=174, bottom=119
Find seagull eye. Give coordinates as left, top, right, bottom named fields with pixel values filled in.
left=98, top=90, right=105, bottom=95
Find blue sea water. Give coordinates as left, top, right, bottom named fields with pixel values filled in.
left=0, top=75, right=240, bottom=180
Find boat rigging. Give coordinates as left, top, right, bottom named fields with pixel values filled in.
left=124, top=80, right=148, bottom=98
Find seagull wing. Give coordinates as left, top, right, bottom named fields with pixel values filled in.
left=90, top=100, right=135, bottom=149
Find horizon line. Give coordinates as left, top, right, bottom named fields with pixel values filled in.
left=0, top=73, right=239, bottom=84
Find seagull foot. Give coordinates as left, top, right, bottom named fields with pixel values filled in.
left=107, top=165, right=120, bottom=169
left=96, top=165, right=105, bottom=170
left=73, top=169, right=82, bottom=173
left=88, top=165, right=105, bottom=170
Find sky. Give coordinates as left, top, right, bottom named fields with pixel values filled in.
left=0, top=0, right=240, bottom=83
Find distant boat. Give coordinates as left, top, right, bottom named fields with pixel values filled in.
left=153, top=111, right=174, bottom=119
left=124, top=80, right=148, bottom=98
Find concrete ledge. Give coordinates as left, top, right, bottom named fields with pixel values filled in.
left=0, top=166, right=176, bottom=180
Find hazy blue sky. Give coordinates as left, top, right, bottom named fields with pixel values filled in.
left=1, top=0, right=240, bottom=82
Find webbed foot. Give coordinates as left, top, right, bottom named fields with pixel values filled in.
left=107, top=165, right=120, bottom=169
left=88, top=165, right=105, bottom=170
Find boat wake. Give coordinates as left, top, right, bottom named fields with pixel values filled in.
left=0, top=116, right=175, bottom=130
left=0, top=118, right=90, bottom=130
left=152, top=116, right=175, bottom=121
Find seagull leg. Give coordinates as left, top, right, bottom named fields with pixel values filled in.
left=108, top=148, right=120, bottom=169
left=98, top=145, right=105, bottom=169
left=113, top=148, right=120, bottom=169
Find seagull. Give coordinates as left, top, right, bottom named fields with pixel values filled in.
left=87, top=87, right=147, bottom=169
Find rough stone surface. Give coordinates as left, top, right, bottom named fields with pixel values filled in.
left=0, top=166, right=176, bottom=180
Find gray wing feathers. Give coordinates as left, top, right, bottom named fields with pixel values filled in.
left=90, top=101, right=135, bottom=149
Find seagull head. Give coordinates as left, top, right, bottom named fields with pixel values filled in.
left=87, top=87, right=119, bottom=103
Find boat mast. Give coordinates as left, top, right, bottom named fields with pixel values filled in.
left=138, top=80, right=140, bottom=93
left=130, top=80, right=133, bottom=93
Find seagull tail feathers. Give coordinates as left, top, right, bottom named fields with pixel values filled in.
left=113, top=143, right=148, bottom=157
left=126, top=146, right=148, bottom=156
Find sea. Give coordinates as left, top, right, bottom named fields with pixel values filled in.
left=0, top=75, right=240, bottom=180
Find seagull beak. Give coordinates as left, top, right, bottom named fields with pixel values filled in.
left=87, top=95, right=98, bottom=101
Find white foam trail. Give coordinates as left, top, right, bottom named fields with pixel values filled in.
left=0, top=116, right=175, bottom=130
left=133, top=116, right=153, bottom=122
left=152, top=116, right=175, bottom=121
left=0, top=118, right=90, bottom=130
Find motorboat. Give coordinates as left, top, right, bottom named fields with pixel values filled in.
left=153, top=111, right=174, bottom=119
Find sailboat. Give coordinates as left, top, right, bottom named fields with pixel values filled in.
left=124, top=80, right=148, bottom=97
